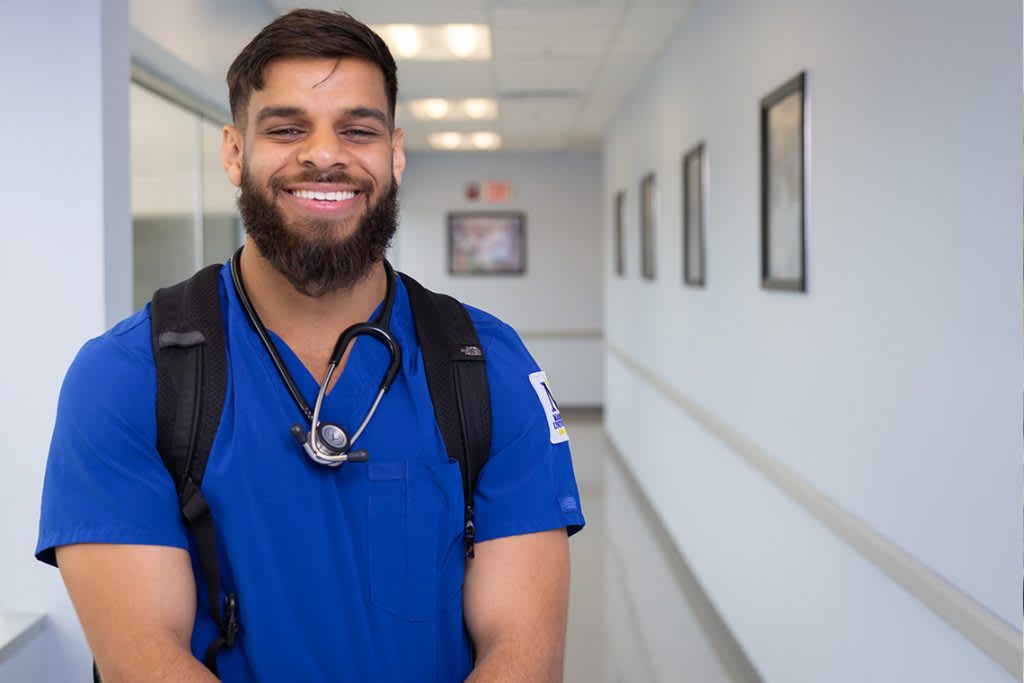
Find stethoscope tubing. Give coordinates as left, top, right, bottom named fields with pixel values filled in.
left=230, top=251, right=314, bottom=422
left=229, top=247, right=401, bottom=465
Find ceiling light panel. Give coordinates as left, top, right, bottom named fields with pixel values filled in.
left=427, top=131, right=503, bottom=151
left=372, top=24, right=491, bottom=60
left=407, top=98, right=498, bottom=121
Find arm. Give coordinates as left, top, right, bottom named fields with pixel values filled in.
left=463, top=529, right=570, bottom=683
left=56, top=543, right=218, bottom=683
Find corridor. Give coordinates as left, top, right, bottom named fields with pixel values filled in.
left=563, top=411, right=758, bottom=683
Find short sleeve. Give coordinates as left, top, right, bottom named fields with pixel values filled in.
left=36, top=311, right=188, bottom=567
left=468, top=314, right=585, bottom=543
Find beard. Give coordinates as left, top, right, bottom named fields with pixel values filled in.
left=237, top=166, right=399, bottom=298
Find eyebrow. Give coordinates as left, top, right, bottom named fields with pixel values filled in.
left=343, top=106, right=389, bottom=127
left=254, top=105, right=390, bottom=127
left=254, top=106, right=304, bottom=125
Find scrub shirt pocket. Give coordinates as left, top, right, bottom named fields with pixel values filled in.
left=367, top=461, right=464, bottom=621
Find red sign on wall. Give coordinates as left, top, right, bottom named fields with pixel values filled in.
left=483, top=181, right=512, bottom=203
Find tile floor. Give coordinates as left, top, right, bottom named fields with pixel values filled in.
left=562, top=411, right=740, bottom=683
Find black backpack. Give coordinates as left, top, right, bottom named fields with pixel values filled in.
left=148, top=263, right=492, bottom=675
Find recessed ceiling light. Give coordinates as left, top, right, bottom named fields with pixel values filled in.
left=428, top=131, right=502, bottom=151
left=429, top=132, right=463, bottom=150
left=372, top=24, right=491, bottom=60
left=420, top=99, right=450, bottom=119
left=462, top=98, right=496, bottom=119
left=445, top=25, right=479, bottom=58
left=385, top=25, right=422, bottom=58
left=470, top=132, right=501, bottom=150
left=407, top=98, right=498, bottom=121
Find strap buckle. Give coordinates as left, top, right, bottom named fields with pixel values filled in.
left=464, top=505, right=476, bottom=559
left=223, top=593, right=239, bottom=647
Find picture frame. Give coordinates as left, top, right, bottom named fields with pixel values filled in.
left=613, top=190, right=625, bottom=276
left=760, top=71, right=807, bottom=292
left=682, top=142, right=706, bottom=287
left=640, top=172, right=656, bottom=280
left=447, top=211, right=526, bottom=275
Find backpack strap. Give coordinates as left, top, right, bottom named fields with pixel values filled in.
left=150, top=263, right=237, bottom=674
left=399, top=273, right=492, bottom=559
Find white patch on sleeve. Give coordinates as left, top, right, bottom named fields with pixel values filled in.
left=529, top=371, right=568, bottom=444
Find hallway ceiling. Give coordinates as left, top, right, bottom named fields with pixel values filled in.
left=133, top=0, right=696, bottom=152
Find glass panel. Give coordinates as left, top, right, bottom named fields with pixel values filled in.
left=202, top=118, right=242, bottom=266
left=131, top=84, right=200, bottom=309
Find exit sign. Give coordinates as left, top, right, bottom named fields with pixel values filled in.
left=483, top=181, right=513, bottom=203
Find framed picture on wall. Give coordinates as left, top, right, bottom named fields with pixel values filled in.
left=640, top=172, right=656, bottom=280
left=682, top=142, right=706, bottom=287
left=614, top=190, right=625, bottom=276
left=447, top=211, right=526, bottom=275
left=760, top=71, right=807, bottom=291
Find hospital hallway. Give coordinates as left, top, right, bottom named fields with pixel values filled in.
left=560, top=410, right=759, bottom=683
left=0, top=1, right=1018, bottom=681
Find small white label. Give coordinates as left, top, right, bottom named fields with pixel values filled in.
left=529, top=371, right=568, bottom=444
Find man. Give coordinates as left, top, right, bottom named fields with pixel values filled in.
left=36, top=9, right=584, bottom=682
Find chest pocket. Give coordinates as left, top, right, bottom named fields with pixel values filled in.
left=367, top=460, right=464, bottom=621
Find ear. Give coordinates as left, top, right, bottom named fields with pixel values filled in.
left=391, top=127, right=406, bottom=186
left=222, top=125, right=244, bottom=188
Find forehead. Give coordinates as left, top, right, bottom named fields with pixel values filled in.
left=249, top=56, right=388, bottom=114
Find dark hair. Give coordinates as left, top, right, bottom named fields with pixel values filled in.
left=227, top=9, right=398, bottom=128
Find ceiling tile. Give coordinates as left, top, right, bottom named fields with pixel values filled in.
left=495, top=60, right=597, bottom=93
left=618, top=6, right=691, bottom=34
left=396, top=62, right=495, bottom=98
left=493, top=26, right=614, bottom=59
left=490, top=6, right=622, bottom=29
left=268, top=0, right=489, bottom=23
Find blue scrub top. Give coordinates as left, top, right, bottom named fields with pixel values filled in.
left=37, top=264, right=584, bottom=682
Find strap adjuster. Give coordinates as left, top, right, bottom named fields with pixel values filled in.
left=223, top=593, right=239, bottom=647
left=464, top=505, right=476, bottom=559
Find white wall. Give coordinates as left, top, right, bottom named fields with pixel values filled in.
left=0, top=2, right=132, bottom=681
left=398, top=151, right=604, bottom=407
left=603, top=0, right=1021, bottom=680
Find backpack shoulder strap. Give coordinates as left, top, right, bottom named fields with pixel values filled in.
left=150, top=263, right=237, bottom=674
left=151, top=263, right=227, bottom=492
left=399, top=272, right=491, bottom=559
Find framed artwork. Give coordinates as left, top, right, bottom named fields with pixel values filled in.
left=640, top=172, right=656, bottom=280
left=447, top=212, right=526, bottom=275
left=614, top=190, right=625, bottom=276
left=760, top=71, right=807, bottom=291
left=682, top=142, right=706, bottom=287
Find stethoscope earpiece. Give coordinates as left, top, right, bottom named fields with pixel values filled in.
left=232, top=247, right=401, bottom=469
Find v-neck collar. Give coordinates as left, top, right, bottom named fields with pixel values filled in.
left=222, top=265, right=393, bottom=424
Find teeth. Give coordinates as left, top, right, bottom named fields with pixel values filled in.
left=291, top=189, right=356, bottom=201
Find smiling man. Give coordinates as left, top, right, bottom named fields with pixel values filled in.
left=36, top=9, right=584, bottom=683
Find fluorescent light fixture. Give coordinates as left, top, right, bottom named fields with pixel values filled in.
left=420, top=98, right=450, bottom=119
left=446, top=25, right=479, bottom=58
left=470, top=132, right=501, bottom=150
left=407, top=98, right=498, bottom=121
left=429, top=132, right=463, bottom=150
left=428, top=131, right=502, bottom=151
left=385, top=25, right=422, bottom=58
left=462, top=98, right=496, bottom=119
left=372, top=24, right=491, bottom=60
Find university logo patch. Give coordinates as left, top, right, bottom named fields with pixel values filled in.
left=529, top=371, right=568, bottom=444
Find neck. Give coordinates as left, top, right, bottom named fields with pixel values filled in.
left=238, top=238, right=388, bottom=340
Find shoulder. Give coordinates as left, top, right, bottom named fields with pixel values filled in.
left=463, top=305, right=538, bottom=373
left=60, top=307, right=155, bottom=415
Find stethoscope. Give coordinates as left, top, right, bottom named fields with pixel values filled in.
left=229, top=248, right=402, bottom=467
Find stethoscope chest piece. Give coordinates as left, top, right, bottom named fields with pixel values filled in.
left=318, top=423, right=348, bottom=452
left=289, top=422, right=368, bottom=467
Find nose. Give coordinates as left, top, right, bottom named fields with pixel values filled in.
left=296, top=127, right=349, bottom=170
